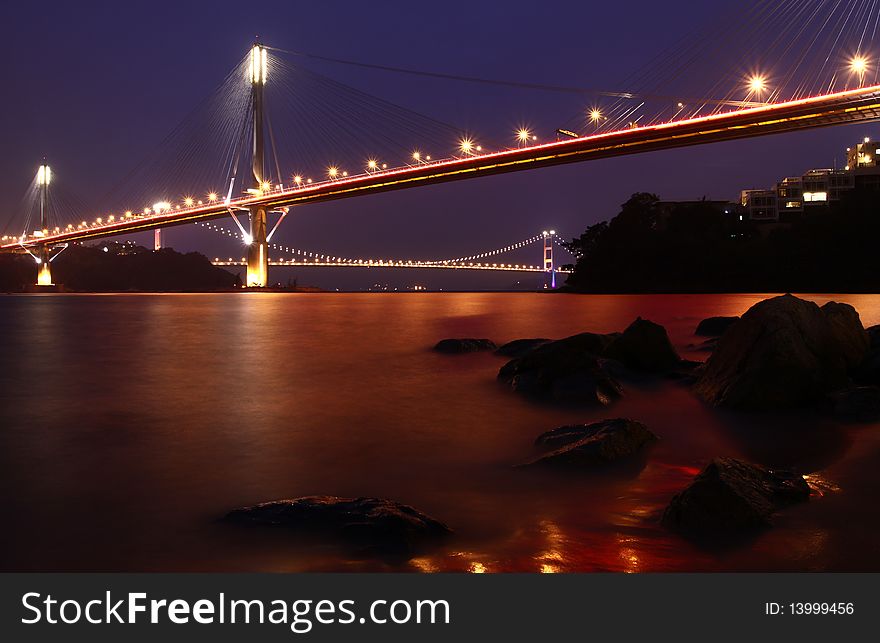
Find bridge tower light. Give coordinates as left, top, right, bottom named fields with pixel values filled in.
left=35, top=163, right=54, bottom=286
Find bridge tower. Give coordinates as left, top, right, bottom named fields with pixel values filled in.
left=36, top=164, right=53, bottom=286
left=542, top=230, right=556, bottom=289
left=247, top=42, right=270, bottom=287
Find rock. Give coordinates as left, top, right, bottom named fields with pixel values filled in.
left=522, top=418, right=656, bottom=468
left=854, top=325, right=880, bottom=384
left=534, top=418, right=656, bottom=451
left=499, top=335, right=623, bottom=405
left=826, top=386, right=880, bottom=422
left=604, top=317, right=682, bottom=372
left=662, top=458, right=810, bottom=533
left=433, top=338, right=497, bottom=354
left=821, top=302, right=871, bottom=367
left=495, top=338, right=552, bottom=358
left=695, top=316, right=740, bottom=337
left=225, top=496, right=451, bottom=553
left=687, top=337, right=718, bottom=353
left=695, top=294, right=870, bottom=410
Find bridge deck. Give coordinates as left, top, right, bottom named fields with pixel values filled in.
left=6, top=83, right=880, bottom=251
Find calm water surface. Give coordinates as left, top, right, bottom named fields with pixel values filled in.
left=1, top=292, right=879, bottom=572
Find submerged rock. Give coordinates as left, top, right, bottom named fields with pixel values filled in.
left=433, top=338, right=497, bottom=354
left=523, top=418, right=657, bottom=467
left=687, top=337, right=719, bottom=353
left=662, top=458, right=810, bottom=533
left=495, top=338, right=552, bottom=358
left=695, top=294, right=870, bottom=410
left=604, top=318, right=682, bottom=373
left=695, top=316, right=739, bottom=337
left=826, top=386, right=880, bottom=422
left=498, top=341, right=623, bottom=405
left=225, top=496, right=451, bottom=553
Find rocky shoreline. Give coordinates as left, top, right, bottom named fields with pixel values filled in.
left=226, top=294, right=879, bottom=559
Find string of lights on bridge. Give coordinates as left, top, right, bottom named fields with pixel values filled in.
left=2, top=49, right=876, bottom=249
left=195, top=220, right=568, bottom=272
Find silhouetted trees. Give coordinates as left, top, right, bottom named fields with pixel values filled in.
left=563, top=190, right=880, bottom=293
left=0, top=245, right=239, bottom=291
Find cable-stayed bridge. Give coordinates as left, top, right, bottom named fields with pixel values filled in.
left=4, top=0, right=880, bottom=287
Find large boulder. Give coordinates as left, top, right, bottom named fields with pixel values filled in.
left=662, top=458, right=810, bottom=533
left=694, top=295, right=870, bottom=409
left=495, top=338, right=552, bottom=358
left=695, top=316, right=740, bottom=337
left=433, top=338, right=497, bottom=353
left=854, top=325, right=880, bottom=385
left=498, top=333, right=623, bottom=405
left=225, top=496, right=451, bottom=553
left=522, top=418, right=657, bottom=468
left=604, top=318, right=682, bottom=373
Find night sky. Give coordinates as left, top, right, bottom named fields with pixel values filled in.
left=2, top=0, right=873, bottom=289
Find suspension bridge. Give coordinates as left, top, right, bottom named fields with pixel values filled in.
left=3, top=0, right=880, bottom=288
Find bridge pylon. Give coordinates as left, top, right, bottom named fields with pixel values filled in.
left=247, top=42, right=270, bottom=287
left=542, top=230, right=556, bottom=289
left=35, top=164, right=54, bottom=286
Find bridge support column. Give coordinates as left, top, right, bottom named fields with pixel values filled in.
left=543, top=230, right=556, bottom=289
left=247, top=206, right=269, bottom=287
left=36, top=246, right=53, bottom=286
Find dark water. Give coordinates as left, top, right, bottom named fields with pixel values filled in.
left=1, top=292, right=879, bottom=572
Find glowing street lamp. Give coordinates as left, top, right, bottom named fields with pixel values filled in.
left=459, top=138, right=474, bottom=155
left=517, top=128, right=531, bottom=145
left=293, top=175, right=303, bottom=186
left=850, top=55, right=869, bottom=83
left=184, top=197, right=194, bottom=207
left=367, top=159, right=378, bottom=171
left=328, top=167, right=339, bottom=179
left=208, top=192, right=218, bottom=202
left=589, top=109, right=603, bottom=128
left=747, top=74, right=767, bottom=96
left=412, top=151, right=422, bottom=162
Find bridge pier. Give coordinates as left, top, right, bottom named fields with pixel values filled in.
left=36, top=246, right=53, bottom=286
left=247, top=205, right=269, bottom=287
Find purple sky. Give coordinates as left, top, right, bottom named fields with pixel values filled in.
left=2, top=0, right=872, bottom=289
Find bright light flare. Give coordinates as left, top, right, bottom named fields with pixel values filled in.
left=208, top=192, right=218, bottom=202
left=184, top=197, right=194, bottom=207
left=243, top=233, right=253, bottom=245
left=328, top=167, right=339, bottom=178
left=589, top=109, right=602, bottom=123
left=459, top=138, right=474, bottom=154
left=747, top=74, right=767, bottom=94
left=517, top=128, right=531, bottom=143
left=850, top=55, right=869, bottom=78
